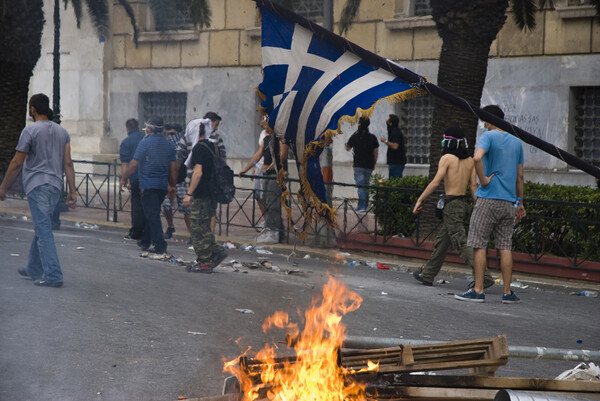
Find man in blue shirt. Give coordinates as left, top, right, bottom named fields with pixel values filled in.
left=455, top=105, right=526, bottom=304
left=120, top=118, right=145, bottom=240
left=120, top=116, right=177, bottom=254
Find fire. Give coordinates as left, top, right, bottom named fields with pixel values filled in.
left=224, top=276, right=377, bottom=401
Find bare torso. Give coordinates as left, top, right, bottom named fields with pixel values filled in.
left=442, top=154, right=474, bottom=196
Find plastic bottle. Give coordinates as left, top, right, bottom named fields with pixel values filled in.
left=579, top=291, right=598, bottom=297
left=514, top=197, right=521, bottom=208
left=349, top=260, right=360, bottom=267
left=437, top=193, right=445, bottom=209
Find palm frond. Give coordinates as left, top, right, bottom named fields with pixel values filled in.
left=84, top=0, right=109, bottom=37
left=117, top=0, right=138, bottom=45
left=189, top=0, right=211, bottom=29
left=339, top=0, right=361, bottom=35
left=64, top=0, right=83, bottom=29
left=511, top=0, right=536, bottom=31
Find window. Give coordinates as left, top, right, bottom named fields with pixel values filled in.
left=573, top=87, right=600, bottom=168
left=396, top=96, right=434, bottom=164
left=161, top=6, right=194, bottom=31
left=394, top=0, right=432, bottom=18
left=414, top=0, right=432, bottom=16
left=293, top=0, right=323, bottom=21
left=139, top=92, right=188, bottom=129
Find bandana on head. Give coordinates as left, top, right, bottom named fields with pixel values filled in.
left=442, top=126, right=469, bottom=159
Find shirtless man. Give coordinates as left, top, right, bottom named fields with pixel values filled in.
left=412, top=126, right=494, bottom=287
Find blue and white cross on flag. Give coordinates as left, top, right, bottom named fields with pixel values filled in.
left=255, top=0, right=428, bottom=231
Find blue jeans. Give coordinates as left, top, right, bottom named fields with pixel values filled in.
left=388, top=164, right=405, bottom=178
left=353, top=167, right=372, bottom=211
left=26, top=184, right=63, bottom=283
left=141, top=189, right=167, bottom=251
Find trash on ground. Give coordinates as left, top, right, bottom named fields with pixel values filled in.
left=436, top=279, right=450, bottom=284
left=188, top=246, right=194, bottom=250
left=10, top=254, right=19, bottom=257
left=349, top=260, right=361, bottom=267
left=381, top=291, right=388, bottom=295
left=569, top=290, right=598, bottom=297
left=366, top=261, right=378, bottom=269
left=22, top=216, right=28, bottom=221
left=255, top=248, right=273, bottom=255
left=270, top=265, right=281, bottom=272
left=76, top=246, right=85, bottom=250
left=391, top=264, right=408, bottom=273
left=242, top=262, right=261, bottom=270
left=555, top=362, right=600, bottom=381
left=235, top=308, right=255, bottom=314
left=377, top=262, right=389, bottom=270
left=187, top=331, right=207, bottom=335
left=304, top=254, right=311, bottom=259
left=259, top=259, right=272, bottom=268
left=75, top=222, right=98, bottom=230
left=223, top=241, right=236, bottom=249
left=240, top=244, right=253, bottom=251
left=287, top=270, right=302, bottom=275
left=510, top=281, right=529, bottom=289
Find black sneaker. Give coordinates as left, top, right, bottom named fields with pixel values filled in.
left=164, top=226, right=175, bottom=239
left=413, top=270, right=433, bottom=286
left=210, top=249, right=228, bottom=267
left=468, top=279, right=495, bottom=289
left=34, top=279, right=63, bottom=288
left=18, top=268, right=41, bottom=280
left=147, top=246, right=167, bottom=254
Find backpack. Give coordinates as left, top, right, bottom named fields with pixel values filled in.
left=199, top=142, right=235, bottom=204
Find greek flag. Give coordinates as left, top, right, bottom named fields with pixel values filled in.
left=256, top=0, right=427, bottom=229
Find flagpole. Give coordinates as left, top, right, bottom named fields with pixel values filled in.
left=253, top=0, right=600, bottom=180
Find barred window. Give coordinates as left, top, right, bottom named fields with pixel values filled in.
left=160, top=5, right=194, bottom=31
left=414, top=0, right=432, bottom=16
left=396, top=96, right=434, bottom=164
left=573, top=87, right=600, bottom=168
left=293, top=0, right=323, bottom=21
left=139, top=92, right=188, bottom=129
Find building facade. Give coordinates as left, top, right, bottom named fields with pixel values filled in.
left=29, top=0, right=600, bottom=188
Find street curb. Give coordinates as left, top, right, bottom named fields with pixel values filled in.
left=2, top=207, right=599, bottom=294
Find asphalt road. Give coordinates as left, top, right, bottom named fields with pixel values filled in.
left=1, top=217, right=598, bottom=401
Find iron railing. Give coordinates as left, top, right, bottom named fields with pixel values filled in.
left=3, top=159, right=599, bottom=271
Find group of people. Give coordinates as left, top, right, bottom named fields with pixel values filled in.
left=345, top=114, right=406, bottom=212
left=412, top=105, right=525, bottom=304
left=0, top=94, right=524, bottom=294
left=118, top=112, right=227, bottom=273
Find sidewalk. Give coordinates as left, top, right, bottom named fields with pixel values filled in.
left=2, top=196, right=599, bottom=294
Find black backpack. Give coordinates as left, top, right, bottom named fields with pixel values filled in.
left=199, top=142, right=235, bottom=204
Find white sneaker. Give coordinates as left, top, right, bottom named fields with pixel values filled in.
left=256, top=229, right=279, bottom=244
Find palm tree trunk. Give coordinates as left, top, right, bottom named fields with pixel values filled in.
left=428, top=0, right=509, bottom=179
left=0, top=0, right=45, bottom=172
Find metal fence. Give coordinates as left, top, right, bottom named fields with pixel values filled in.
left=4, top=159, right=599, bottom=271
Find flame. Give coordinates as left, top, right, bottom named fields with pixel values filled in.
left=224, top=276, right=377, bottom=401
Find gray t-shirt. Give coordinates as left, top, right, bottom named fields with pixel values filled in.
left=16, top=120, right=70, bottom=195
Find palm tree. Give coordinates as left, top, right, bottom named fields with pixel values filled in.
left=339, top=0, right=600, bottom=178
left=0, top=0, right=211, bottom=172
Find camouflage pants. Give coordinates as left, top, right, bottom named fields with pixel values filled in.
left=190, top=197, right=222, bottom=267
left=421, top=198, right=493, bottom=283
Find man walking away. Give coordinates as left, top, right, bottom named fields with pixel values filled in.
left=120, top=116, right=177, bottom=255
left=345, top=117, right=379, bottom=212
left=183, top=124, right=227, bottom=273
left=412, top=126, right=494, bottom=288
left=120, top=118, right=145, bottom=240
left=0, top=93, right=77, bottom=288
left=161, top=124, right=191, bottom=241
left=455, top=105, right=525, bottom=304
left=380, top=114, right=406, bottom=178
